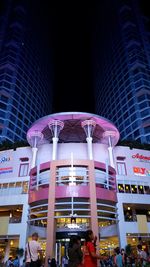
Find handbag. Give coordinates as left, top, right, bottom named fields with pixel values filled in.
left=36, top=259, right=42, bottom=267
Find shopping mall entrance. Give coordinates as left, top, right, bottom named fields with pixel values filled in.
left=37, top=232, right=120, bottom=266
left=55, top=231, right=85, bottom=266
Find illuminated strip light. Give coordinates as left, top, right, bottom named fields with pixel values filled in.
left=0, top=167, right=13, bottom=175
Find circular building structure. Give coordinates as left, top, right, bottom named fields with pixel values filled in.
left=27, top=112, right=120, bottom=263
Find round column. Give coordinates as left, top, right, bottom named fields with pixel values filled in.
left=48, top=120, right=64, bottom=160
left=27, top=131, right=43, bottom=168
left=103, top=131, right=116, bottom=168
left=4, top=240, right=10, bottom=263
left=81, top=120, right=96, bottom=160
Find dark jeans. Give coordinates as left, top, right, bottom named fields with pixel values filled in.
left=26, top=260, right=41, bottom=267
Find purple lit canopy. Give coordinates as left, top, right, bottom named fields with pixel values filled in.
left=27, top=112, right=120, bottom=146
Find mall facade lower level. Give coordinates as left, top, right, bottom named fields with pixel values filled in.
left=0, top=112, right=150, bottom=263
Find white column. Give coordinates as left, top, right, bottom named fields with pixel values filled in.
left=4, top=240, right=10, bottom=263
left=108, top=146, right=114, bottom=168
left=27, top=131, right=43, bottom=169
left=81, top=120, right=96, bottom=160
left=103, top=131, right=115, bottom=168
left=48, top=120, right=64, bottom=161
left=52, top=137, right=59, bottom=160
left=31, top=147, right=38, bottom=168
left=19, top=200, right=28, bottom=249
left=105, top=159, right=109, bottom=189
left=119, top=230, right=127, bottom=249
left=19, top=198, right=29, bottom=265
left=108, top=135, right=115, bottom=168
left=86, top=136, right=93, bottom=160
left=117, top=202, right=127, bottom=249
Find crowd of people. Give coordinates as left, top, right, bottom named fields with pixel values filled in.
left=6, top=256, right=19, bottom=267
left=66, top=230, right=150, bottom=267
left=1, top=230, right=150, bottom=267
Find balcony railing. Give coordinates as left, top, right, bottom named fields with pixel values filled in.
left=9, top=217, right=22, bottom=223
left=56, top=167, right=89, bottom=186
left=124, top=215, right=150, bottom=222
left=0, top=187, right=27, bottom=195
left=30, top=168, right=116, bottom=190
left=30, top=170, right=50, bottom=190
left=95, top=170, right=115, bottom=190
left=30, top=167, right=89, bottom=189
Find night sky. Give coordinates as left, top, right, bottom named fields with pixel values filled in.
left=30, top=1, right=149, bottom=115
left=51, top=6, right=96, bottom=114
left=30, top=2, right=97, bottom=114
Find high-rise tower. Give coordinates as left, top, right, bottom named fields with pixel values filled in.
left=0, top=0, right=52, bottom=142
left=94, top=0, right=150, bottom=144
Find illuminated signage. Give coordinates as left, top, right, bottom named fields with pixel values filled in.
left=0, top=167, right=13, bottom=175
left=132, top=153, right=150, bottom=163
left=67, top=224, right=80, bottom=229
left=133, top=167, right=150, bottom=176
left=0, top=156, right=11, bottom=164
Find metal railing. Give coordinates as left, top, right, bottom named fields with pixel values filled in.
left=95, top=169, right=115, bottom=190
left=30, top=170, right=50, bottom=189
left=9, top=217, right=22, bottom=223
left=30, top=168, right=116, bottom=190
left=0, top=187, right=26, bottom=195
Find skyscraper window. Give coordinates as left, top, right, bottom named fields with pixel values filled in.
left=94, top=0, right=150, bottom=143
left=0, top=0, right=52, bottom=142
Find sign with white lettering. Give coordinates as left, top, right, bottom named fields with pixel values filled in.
left=133, top=167, right=150, bottom=176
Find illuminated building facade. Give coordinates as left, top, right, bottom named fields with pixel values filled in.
left=94, top=0, right=150, bottom=143
left=0, top=147, right=31, bottom=261
left=0, top=112, right=150, bottom=264
left=0, top=0, right=51, bottom=142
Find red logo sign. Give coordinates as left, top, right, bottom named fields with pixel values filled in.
left=132, top=153, right=150, bottom=162
left=133, top=167, right=150, bottom=176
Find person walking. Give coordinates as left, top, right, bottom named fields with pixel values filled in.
left=83, top=230, right=102, bottom=267
left=68, top=235, right=83, bottom=267
left=13, top=256, right=19, bottom=267
left=62, top=256, right=68, bottom=267
left=25, top=232, right=42, bottom=267
left=137, top=244, right=147, bottom=267
left=114, top=247, right=124, bottom=267
left=47, top=256, right=51, bottom=267
left=50, top=258, right=57, bottom=267
left=121, top=249, right=127, bottom=266
left=7, top=257, right=14, bottom=267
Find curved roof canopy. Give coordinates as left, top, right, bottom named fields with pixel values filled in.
left=27, top=112, right=120, bottom=146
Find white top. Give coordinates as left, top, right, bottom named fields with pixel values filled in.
left=142, top=251, right=147, bottom=260
left=26, top=240, right=41, bottom=262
